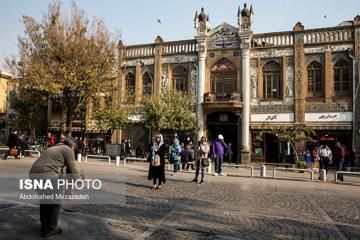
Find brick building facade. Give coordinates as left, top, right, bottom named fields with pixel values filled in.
left=48, top=4, right=360, bottom=165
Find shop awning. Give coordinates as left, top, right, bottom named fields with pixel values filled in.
left=319, top=135, right=335, bottom=141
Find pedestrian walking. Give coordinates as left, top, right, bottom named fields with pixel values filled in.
left=77, top=137, right=84, bottom=155
left=126, top=138, right=133, bottom=156
left=148, top=133, right=166, bottom=189
left=305, top=149, right=312, bottom=168
left=225, top=142, right=234, bottom=164
left=29, top=138, right=80, bottom=237
left=317, top=144, right=332, bottom=177
left=4, top=130, right=21, bottom=159
left=211, top=134, right=227, bottom=176
left=170, top=137, right=181, bottom=176
left=191, top=136, right=210, bottom=184
left=335, top=142, right=345, bottom=181
left=185, top=140, right=195, bottom=170
left=19, top=134, right=28, bottom=157
left=120, top=139, right=128, bottom=160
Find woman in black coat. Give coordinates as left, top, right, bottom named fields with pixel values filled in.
left=148, top=134, right=167, bottom=189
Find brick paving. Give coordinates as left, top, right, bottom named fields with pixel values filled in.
left=0, top=158, right=359, bottom=239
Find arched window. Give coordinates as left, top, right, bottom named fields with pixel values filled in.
left=262, top=60, right=282, bottom=99
left=307, top=61, right=323, bottom=98
left=211, top=58, right=237, bottom=99
left=334, top=60, right=350, bottom=95
left=172, top=65, right=187, bottom=92
left=125, top=73, right=135, bottom=102
left=142, top=72, right=153, bottom=96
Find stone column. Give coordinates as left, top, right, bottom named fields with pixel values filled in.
left=293, top=22, right=306, bottom=124
left=240, top=37, right=251, bottom=163
left=196, top=40, right=206, bottom=140
left=324, top=49, right=333, bottom=104
left=353, top=15, right=360, bottom=167
left=154, top=36, right=163, bottom=96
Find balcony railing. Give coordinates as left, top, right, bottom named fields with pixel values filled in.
left=252, top=31, right=294, bottom=48
left=204, top=92, right=241, bottom=102
left=251, top=25, right=353, bottom=48
left=303, top=26, right=353, bottom=44
left=162, top=40, right=197, bottom=55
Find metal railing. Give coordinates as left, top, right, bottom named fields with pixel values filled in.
left=273, top=167, right=314, bottom=180
left=85, top=155, right=112, bottom=165
left=222, top=164, right=254, bottom=177
left=335, top=171, right=360, bottom=182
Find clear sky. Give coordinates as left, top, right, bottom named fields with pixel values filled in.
left=0, top=0, right=359, bottom=67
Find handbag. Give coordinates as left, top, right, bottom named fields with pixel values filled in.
left=151, top=154, right=161, bottom=167
left=201, top=157, right=209, bottom=167
left=10, top=148, right=18, bottom=156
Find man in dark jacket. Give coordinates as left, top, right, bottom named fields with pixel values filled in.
left=29, top=138, right=80, bottom=237
left=4, top=130, right=20, bottom=159
left=335, top=142, right=345, bottom=181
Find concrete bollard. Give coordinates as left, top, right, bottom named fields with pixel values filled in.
left=261, top=166, right=267, bottom=177
left=115, top=156, right=120, bottom=166
left=77, top=153, right=82, bottom=163
left=319, top=169, right=327, bottom=181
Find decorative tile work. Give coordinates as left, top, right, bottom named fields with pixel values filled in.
left=294, top=33, right=304, bottom=123
left=305, top=103, right=352, bottom=112
left=191, top=63, right=198, bottom=99
left=125, top=58, right=154, bottom=66
left=251, top=104, right=294, bottom=113
left=250, top=66, right=258, bottom=99
left=331, top=52, right=350, bottom=62
left=250, top=59, right=257, bottom=67
left=305, top=54, right=324, bottom=65
left=284, top=56, right=294, bottom=66
left=260, top=57, right=282, bottom=65
left=162, top=55, right=197, bottom=64
left=304, top=44, right=353, bottom=54
left=250, top=48, right=293, bottom=58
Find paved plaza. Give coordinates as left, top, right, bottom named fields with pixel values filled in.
left=0, top=157, right=360, bottom=240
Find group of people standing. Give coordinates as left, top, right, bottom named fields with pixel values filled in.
left=147, top=133, right=231, bottom=189
left=305, top=142, right=356, bottom=181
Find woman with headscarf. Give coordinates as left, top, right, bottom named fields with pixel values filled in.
left=170, top=137, right=181, bottom=176
left=148, top=133, right=166, bottom=189
left=191, top=136, right=210, bottom=184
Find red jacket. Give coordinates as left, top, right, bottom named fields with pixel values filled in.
left=336, top=146, right=345, bottom=163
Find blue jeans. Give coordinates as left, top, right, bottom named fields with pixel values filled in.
left=336, top=162, right=344, bottom=181
left=215, top=155, right=224, bottom=174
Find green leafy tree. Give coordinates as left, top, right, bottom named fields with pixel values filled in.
left=91, top=106, right=130, bottom=140
left=10, top=88, right=48, bottom=138
left=258, top=122, right=316, bottom=163
left=141, top=92, right=197, bottom=134
left=6, top=1, right=117, bottom=136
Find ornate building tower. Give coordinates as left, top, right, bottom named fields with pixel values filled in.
left=194, top=7, right=211, bottom=140
left=238, top=3, right=253, bottom=163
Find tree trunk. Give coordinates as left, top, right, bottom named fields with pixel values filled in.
left=65, top=107, right=74, bottom=137
left=289, top=141, right=299, bottom=164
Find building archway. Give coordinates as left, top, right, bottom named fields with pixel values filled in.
left=206, top=111, right=239, bottom=164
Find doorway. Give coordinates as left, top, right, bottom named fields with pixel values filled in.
left=264, top=133, right=279, bottom=163
left=206, top=112, right=239, bottom=163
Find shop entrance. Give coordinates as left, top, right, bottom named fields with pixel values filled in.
left=206, top=112, right=239, bottom=163
left=264, top=133, right=280, bottom=162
